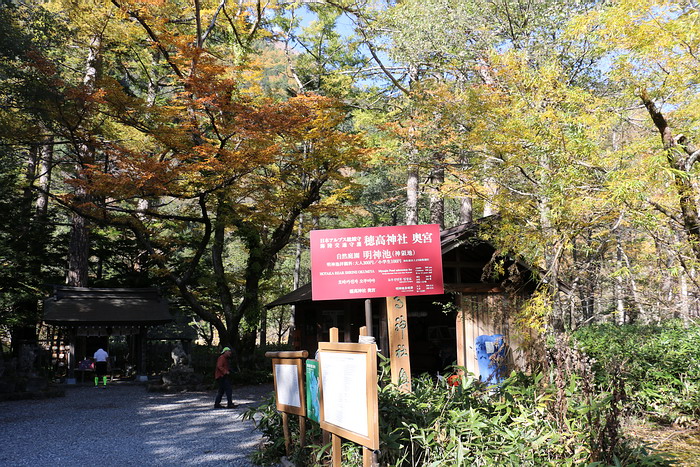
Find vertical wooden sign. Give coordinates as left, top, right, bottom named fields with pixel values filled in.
left=386, top=296, right=411, bottom=392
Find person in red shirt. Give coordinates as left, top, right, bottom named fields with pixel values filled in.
left=214, top=347, right=235, bottom=409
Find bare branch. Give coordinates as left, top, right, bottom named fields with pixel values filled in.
left=111, top=0, right=185, bottom=79
left=202, top=0, right=227, bottom=45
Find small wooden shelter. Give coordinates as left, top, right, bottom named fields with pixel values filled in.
left=267, top=219, right=539, bottom=378
left=43, top=286, right=172, bottom=379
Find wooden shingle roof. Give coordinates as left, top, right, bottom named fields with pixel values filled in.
left=43, top=286, right=172, bottom=326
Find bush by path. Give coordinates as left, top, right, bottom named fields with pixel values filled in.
left=245, top=356, right=672, bottom=466
left=573, top=320, right=700, bottom=425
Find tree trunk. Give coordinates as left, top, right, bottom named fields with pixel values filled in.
left=615, top=233, right=645, bottom=321
left=429, top=161, right=444, bottom=228
left=641, top=90, right=700, bottom=261
left=67, top=33, right=103, bottom=288
left=406, top=64, right=420, bottom=226
left=482, top=174, right=498, bottom=217
left=458, top=151, right=473, bottom=224
left=66, top=212, right=90, bottom=287
left=614, top=239, right=626, bottom=325
left=259, top=310, right=267, bottom=348
left=679, top=272, right=689, bottom=323
left=460, top=196, right=473, bottom=224
left=290, top=215, right=304, bottom=334
left=11, top=145, right=41, bottom=355
left=406, top=164, right=419, bottom=225
left=22, top=145, right=38, bottom=208
left=35, top=137, right=52, bottom=218
left=211, top=202, right=237, bottom=345
left=572, top=239, right=594, bottom=324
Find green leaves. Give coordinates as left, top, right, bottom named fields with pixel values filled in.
left=573, top=321, right=700, bottom=424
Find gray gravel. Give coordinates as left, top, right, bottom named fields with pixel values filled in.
left=0, top=382, right=274, bottom=466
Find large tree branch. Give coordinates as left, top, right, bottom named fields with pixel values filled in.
left=222, top=0, right=265, bottom=51
left=640, top=89, right=699, bottom=164
left=180, top=194, right=213, bottom=285
left=646, top=198, right=683, bottom=226
left=226, top=175, right=326, bottom=333
left=111, top=0, right=185, bottom=79
left=201, top=0, right=227, bottom=45
left=640, top=89, right=672, bottom=148
left=265, top=176, right=324, bottom=260
left=194, top=0, right=203, bottom=48
left=131, top=223, right=227, bottom=336
left=212, top=200, right=236, bottom=322
left=105, top=204, right=205, bottom=224
left=640, top=88, right=700, bottom=260
left=353, top=21, right=410, bottom=95
left=52, top=187, right=229, bottom=340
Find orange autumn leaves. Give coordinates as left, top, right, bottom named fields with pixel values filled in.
left=52, top=0, right=367, bottom=223
left=68, top=85, right=366, bottom=219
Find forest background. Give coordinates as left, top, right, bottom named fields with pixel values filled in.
left=2, top=0, right=700, bottom=463
left=0, top=0, right=700, bottom=465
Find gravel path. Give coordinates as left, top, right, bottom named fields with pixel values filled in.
left=0, top=382, right=274, bottom=466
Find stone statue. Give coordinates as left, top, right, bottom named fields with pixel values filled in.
left=170, top=342, right=188, bottom=367
left=18, top=344, right=37, bottom=375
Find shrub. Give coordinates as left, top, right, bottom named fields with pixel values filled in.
left=572, top=320, right=700, bottom=424
left=244, top=354, right=672, bottom=466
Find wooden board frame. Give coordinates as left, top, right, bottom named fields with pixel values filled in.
left=270, top=357, right=306, bottom=416
left=318, top=341, right=379, bottom=451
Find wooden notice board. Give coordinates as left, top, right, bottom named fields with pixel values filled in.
left=318, top=341, right=379, bottom=451
left=270, top=356, right=306, bottom=416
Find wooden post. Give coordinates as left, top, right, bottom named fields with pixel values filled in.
left=136, top=326, right=146, bottom=376
left=364, top=447, right=377, bottom=467
left=332, top=432, right=342, bottom=467
left=456, top=306, right=466, bottom=372
left=299, top=415, right=306, bottom=449
left=386, top=296, right=412, bottom=392
left=364, top=299, right=373, bottom=336
left=67, top=328, right=76, bottom=379
left=282, top=411, right=291, bottom=456
left=328, top=327, right=342, bottom=467
left=359, top=327, right=380, bottom=467
left=322, top=430, right=331, bottom=467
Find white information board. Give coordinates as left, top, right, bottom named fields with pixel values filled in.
left=318, top=341, right=379, bottom=450
left=270, top=356, right=306, bottom=416
left=320, top=352, right=368, bottom=436
left=274, top=363, right=302, bottom=408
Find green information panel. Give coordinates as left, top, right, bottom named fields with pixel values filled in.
left=305, top=359, right=320, bottom=423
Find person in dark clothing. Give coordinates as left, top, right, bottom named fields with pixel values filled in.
left=214, top=347, right=235, bottom=409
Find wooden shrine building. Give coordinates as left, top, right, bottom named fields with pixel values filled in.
left=267, top=219, right=540, bottom=378
left=43, top=286, right=172, bottom=380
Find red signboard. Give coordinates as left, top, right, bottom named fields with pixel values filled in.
left=311, top=224, right=444, bottom=301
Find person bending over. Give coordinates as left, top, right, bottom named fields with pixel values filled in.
left=93, top=348, right=109, bottom=388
